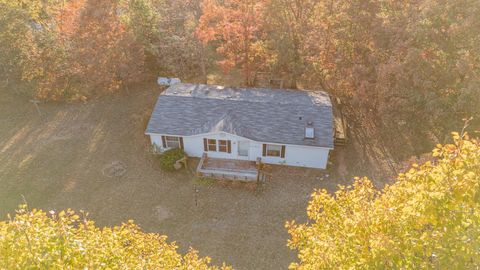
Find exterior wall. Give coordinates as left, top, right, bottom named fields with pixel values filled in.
left=147, top=132, right=331, bottom=169
left=182, top=133, right=248, bottom=160
left=283, top=145, right=330, bottom=169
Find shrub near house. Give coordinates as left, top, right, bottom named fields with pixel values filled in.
left=159, top=148, right=186, bottom=171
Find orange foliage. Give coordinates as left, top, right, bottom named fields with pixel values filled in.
left=196, top=0, right=268, bottom=85
left=35, top=0, right=145, bottom=101
left=56, top=0, right=86, bottom=40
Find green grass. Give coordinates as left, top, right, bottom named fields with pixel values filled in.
left=193, top=176, right=216, bottom=186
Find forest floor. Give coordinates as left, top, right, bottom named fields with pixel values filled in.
left=0, top=84, right=405, bottom=269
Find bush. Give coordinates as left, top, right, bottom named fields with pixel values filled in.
left=287, top=133, right=480, bottom=269
left=0, top=206, right=230, bottom=269
left=158, top=148, right=186, bottom=171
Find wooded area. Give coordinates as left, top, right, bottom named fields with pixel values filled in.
left=0, top=1, right=479, bottom=268
left=1, top=0, right=478, bottom=158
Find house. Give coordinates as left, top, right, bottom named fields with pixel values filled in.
left=145, top=83, right=334, bottom=170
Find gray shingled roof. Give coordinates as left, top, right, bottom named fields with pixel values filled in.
left=145, top=83, right=334, bottom=148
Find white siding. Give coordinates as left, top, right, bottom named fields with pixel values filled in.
left=149, top=134, right=163, bottom=151
left=283, top=145, right=330, bottom=169
left=147, top=132, right=331, bottom=169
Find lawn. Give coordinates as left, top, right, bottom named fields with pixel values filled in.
left=1, top=86, right=353, bottom=269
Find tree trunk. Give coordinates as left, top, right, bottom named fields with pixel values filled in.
left=291, top=35, right=301, bottom=89
left=244, top=35, right=251, bottom=86
left=199, top=44, right=207, bottom=84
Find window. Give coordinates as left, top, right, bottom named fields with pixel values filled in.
left=218, top=140, right=228, bottom=152
left=165, top=136, right=180, bottom=148
left=305, top=126, right=315, bottom=139
left=204, top=138, right=231, bottom=153
left=263, top=144, right=285, bottom=158
left=207, top=139, right=217, bottom=151
left=266, top=144, right=282, bottom=157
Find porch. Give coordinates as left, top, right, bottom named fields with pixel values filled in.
left=196, top=153, right=269, bottom=182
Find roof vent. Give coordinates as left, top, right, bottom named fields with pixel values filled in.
left=305, top=122, right=315, bottom=139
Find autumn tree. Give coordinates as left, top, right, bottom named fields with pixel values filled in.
left=0, top=205, right=231, bottom=269
left=374, top=0, right=480, bottom=136
left=0, top=0, right=68, bottom=98
left=197, top=0, right=268, bottom=85
left=306, top=0, right=479, bottom=136
left=264, top=0, right=319, bottom=88
left=287, top=133, right=480, bottom=269
left=159, top=0, right=209, bottom=80
left=28, top=22, right=72, bottom=101
left=0, top=0, right=147, bottom=101
left=304, top=0, right=386, bottom=99
left=67, top=0, right=144, bottom=98
left=0, top=2, right=36, bottom=94
left=120, top=0, right=208, bottom=81
left=120, top=0, right=161, bottom=75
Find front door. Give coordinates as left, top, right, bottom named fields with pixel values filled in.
left=238, top=141, right=249, bottom=158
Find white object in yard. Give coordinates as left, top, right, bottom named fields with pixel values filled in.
left=157, top=77, right=181, bottom=86
left=173, top=162, right=182, bottom=170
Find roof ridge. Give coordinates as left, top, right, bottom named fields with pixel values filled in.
left=160, top=91, right=332, bottom=107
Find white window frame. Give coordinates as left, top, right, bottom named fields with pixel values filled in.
left=165, top=136, right=180, bottom=148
